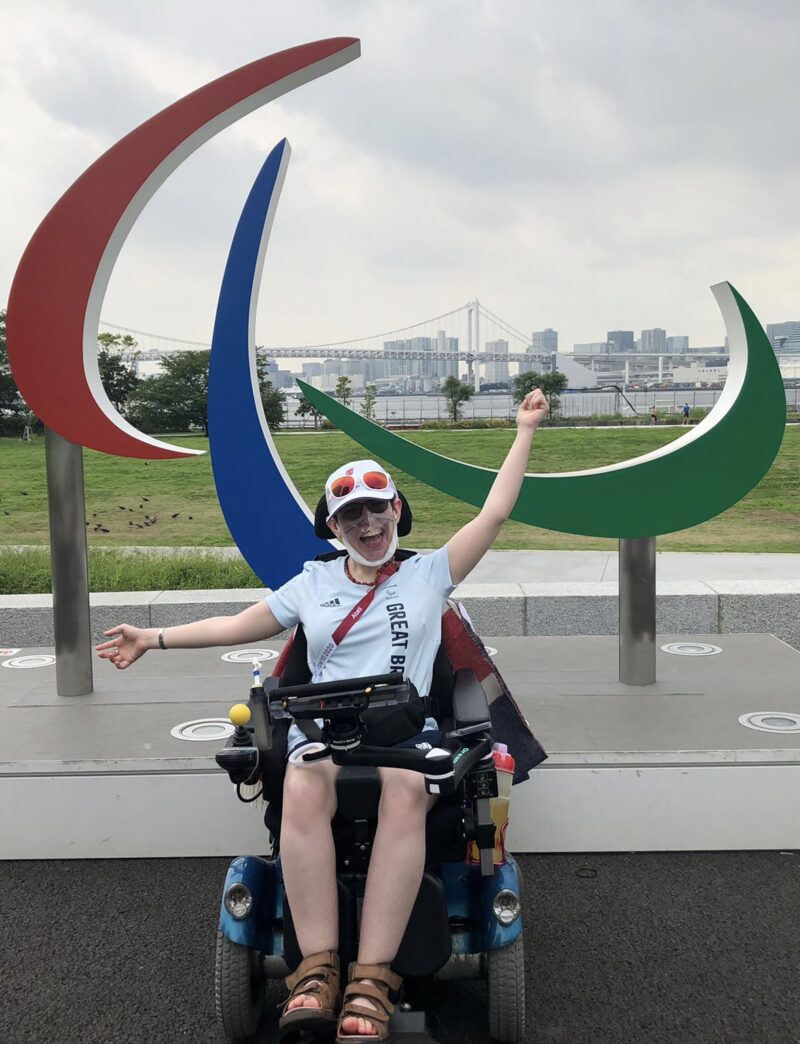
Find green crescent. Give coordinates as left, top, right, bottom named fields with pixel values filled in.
left=296, top=282, right=786, bottom=537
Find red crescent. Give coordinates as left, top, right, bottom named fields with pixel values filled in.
left=5, top=38, right=360, bottom=458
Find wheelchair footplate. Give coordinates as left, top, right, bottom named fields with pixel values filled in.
left=390, top=1007, right=443, bottom=1044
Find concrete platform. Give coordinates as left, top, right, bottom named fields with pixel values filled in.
left=2, top=633, right=798, bottom=858
left=4, top=551, right=800, bottom=649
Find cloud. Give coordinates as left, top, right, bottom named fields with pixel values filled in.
left=2, top=0, right=799, bottom=354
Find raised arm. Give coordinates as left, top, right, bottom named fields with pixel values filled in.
left=96, top=599, right=285, bottom=671
left=446, top=388, right=548, bottom=586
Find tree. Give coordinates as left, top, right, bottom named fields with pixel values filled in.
left=512, top=370, right=543, bottom=403
left=128, top=350, right=210, bottom=435
left=441, top=375, right=473, bottom=422
left=334, top=375, right=353, bottom=408
left=514, top=369, right=568, bottom=414
left=538, top=371, right=568, bottom=413
left=295, top=395, right=323, bottom=430
left=0, top=309, right=26, bottom=433
left=260, top=381, right=286, bottom=430
left=361, top=384, right=377, bottom=422
left=97, top=332, right=140, bottom=416
left=255, top=353, right=286, bottom=430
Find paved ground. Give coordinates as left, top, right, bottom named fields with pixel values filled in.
left=2, top=851, right=798, bottom=1044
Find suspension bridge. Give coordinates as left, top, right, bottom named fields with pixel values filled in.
left=100, top=299, right=550, bottom=391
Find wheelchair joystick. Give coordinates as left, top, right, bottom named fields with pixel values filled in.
left=215, top=704, right=261, bottom=786
left=228, top=703, right=252, bottom=747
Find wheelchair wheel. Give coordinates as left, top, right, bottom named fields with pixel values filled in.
left=487, top=933, right=526, bottom=1043
left=214, top=928, right=267, bottom=1043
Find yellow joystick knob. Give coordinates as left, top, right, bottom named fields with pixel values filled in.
left=229, top=704, right=251, bottom=727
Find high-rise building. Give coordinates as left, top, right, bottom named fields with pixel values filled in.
left=302, top=362, right=324, bottom=378
left=485, top=339, right=510, bottom=385
left=406, top=336, right=434, bottom=378
left=766, top=321, right=800, bottom=353
left=363, top=356, right=386, bottom=383
left=606, top=330, right=634, bottom=353
left=531, top=328, right=558, bottom=353
left=666, top=335, right=689, bottom=354
left=573, top=342, right=609, bottom=356
left=640, top=328, right=667, bottom=354
left=436, top=330, right=459, bottom=381
left=384, top=338, right=411, bottom=379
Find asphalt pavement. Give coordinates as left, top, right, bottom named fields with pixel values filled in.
left=2, top=851, right=798, bottom=1044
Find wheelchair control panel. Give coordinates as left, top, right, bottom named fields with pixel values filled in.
left=216, top=666, right=500, bottom=874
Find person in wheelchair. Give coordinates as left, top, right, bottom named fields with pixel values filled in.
left=97, top=388, right=547, bottom=1042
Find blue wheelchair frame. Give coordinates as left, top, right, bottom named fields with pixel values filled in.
left=218, top=852, right=523, bottom=958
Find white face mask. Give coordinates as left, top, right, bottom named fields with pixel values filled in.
left=335, top=505, right=398, bottom=567
left=341, top=528, right=398, bottom=568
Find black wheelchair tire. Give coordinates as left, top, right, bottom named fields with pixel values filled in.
left=487, top=933, right=526, bottom=1043
left=214, top=928, right=267, bottom=1043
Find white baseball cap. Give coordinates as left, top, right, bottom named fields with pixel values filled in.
left=324, top=459, right=397, bottom=520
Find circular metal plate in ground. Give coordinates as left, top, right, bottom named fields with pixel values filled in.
left=170, top=719, right=236, bottom=742
left=2, top=654, right=56, bottom=669
left=660, top=642, right=722, bottom=657
left=220, top=648, right=279, bottom=664
left=738, top=712, right=800, bottom=734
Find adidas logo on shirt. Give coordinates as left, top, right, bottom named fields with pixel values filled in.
left=319, top=598, right=342, bottom=608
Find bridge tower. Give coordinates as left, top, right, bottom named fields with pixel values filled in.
left=466, top=299, right=481, bottom=391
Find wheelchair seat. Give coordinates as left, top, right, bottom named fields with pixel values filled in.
left=262, top=620, right=492, bottom=977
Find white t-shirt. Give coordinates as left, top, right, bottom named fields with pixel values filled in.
left=266, top=547, right=455, bottom=700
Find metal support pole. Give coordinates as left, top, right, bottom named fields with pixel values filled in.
left=619, top=537, right=656, bottom=686
left=44, top=428, right=93, bottom=695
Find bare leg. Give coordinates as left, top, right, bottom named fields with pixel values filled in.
left=280, top=758, right=340, bottom=1011
left=340, top=767, right=435, bottom=1036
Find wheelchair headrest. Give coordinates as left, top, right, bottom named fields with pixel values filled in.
left=314, top=489, right=413, bottom=539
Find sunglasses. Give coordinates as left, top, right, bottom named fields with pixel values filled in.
left=337, top=498, right=393, bottom=523
left=329, top=470, right=390, bottom=499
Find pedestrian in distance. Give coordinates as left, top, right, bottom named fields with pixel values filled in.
left=96, top=389, right=549, bottom=1044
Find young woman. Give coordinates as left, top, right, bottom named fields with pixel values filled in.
left=97, top=388, right=547, bottom=1043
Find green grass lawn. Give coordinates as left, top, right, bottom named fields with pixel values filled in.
left=0, top=426, right=797, bottom=561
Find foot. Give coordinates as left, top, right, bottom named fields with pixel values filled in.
left=338, top=979, right=380, bottom=1036
left=285, top=981, right=322, bottom=1014
left=337, top=963, right=402, bottom=1041
left=280, top=949, right=340, bottom=1034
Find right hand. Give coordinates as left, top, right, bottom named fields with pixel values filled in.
left=96, top=624, right=151, bottom=670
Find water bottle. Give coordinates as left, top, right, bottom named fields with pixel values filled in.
left=466, top=743, right=515, bottom=866
left=490, top=743, right=515, bottom=864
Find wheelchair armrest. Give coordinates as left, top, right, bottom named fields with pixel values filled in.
left=450, top=669, right=491, bottom=735
left=328, top=733, right=493, bottom=797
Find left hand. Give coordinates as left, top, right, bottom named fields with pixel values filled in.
left=516, top=388, right=548, bottom=429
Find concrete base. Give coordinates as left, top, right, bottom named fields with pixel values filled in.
left=1, top=634, right=798, bottom=857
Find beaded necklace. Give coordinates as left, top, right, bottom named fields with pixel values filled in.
left=344, top=556, right=379, bottom=586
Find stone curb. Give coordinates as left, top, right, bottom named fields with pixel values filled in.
left=1, top=582, right=798, bottom=650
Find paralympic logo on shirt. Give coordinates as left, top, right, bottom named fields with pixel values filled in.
left=5, top=39, right=787, bottom=591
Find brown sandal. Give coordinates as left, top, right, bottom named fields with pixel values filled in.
left=279, top=949, right=341, bottom=1041
left=335, top=961, right=403, bottom=1043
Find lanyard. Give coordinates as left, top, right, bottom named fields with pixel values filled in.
left=311, top=559, right=399, bottom=683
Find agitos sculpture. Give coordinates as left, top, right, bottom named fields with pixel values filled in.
left=4, top=39, right=787, bottom=695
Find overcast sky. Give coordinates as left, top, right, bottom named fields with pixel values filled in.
left=2, top=0, right=799, bottom=354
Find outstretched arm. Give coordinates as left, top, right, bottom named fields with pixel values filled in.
left=446, top=389, right=548, bottom=586
left=96, top=599, right=285, bottom=670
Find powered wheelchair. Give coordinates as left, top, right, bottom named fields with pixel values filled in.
left=214, top=496, right=527, bottom=1043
